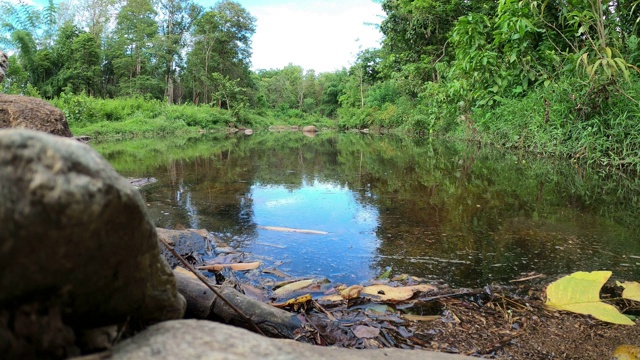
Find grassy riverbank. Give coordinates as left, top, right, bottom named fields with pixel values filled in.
left=51, top=94, right=336, bottom=138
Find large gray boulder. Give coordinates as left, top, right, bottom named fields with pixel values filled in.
left=0, top=94, right=73, bottom=137
left=0, top=129, right=185, bottom=327
left=111, top=320, right=474, bottom=360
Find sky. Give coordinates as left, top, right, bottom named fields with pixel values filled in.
left=212, top=0, right=385, bottom=73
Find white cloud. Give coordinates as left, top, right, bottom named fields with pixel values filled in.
left=246, top=0, right=384, bottom=73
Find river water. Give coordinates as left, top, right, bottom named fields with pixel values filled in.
left=94, top=131, right=640, bottom=287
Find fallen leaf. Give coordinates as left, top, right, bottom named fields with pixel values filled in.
left=545, top=271, right=634, bottom=325
left=263, top=268, right=291, bottom=278
left=273, top=279, right=329, bottom=298
left=339, top=285, right=363, bottom=300
left=197, top=261, right=260, bottom=271
left=174, top=266, right=197, bottom=279
left=402, top=314, right=440, bottom=321
left=391, top=274, right=409, bottom=281
left=613, top=345, right=640, bottom=360
left=618, top=281, right=640, bottom=302
left=352, top=325, right=380, bottom=339
left=362, top=284, right=436, bottom=302
left=319, top=294, right=343, bottom=302
left=271, top=294, right=313, bottom=308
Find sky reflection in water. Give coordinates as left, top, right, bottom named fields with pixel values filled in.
left=248, top=180, right=380, bottom=283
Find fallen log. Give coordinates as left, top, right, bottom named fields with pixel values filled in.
left=173, top=270, right=302, bottom=338
left=257, top=225, right=328, bottom=235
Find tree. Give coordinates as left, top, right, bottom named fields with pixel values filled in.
left=110, top=0, right=158, bottom=86
left=155, top=0, right=201, bottom=104
left=210, top=71, right=245, bottom=111
left=73, top=0, right=119, bottom=39
left=185, top=1, right=255, bottom=105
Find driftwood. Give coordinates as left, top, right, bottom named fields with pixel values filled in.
left=257, top=225, right=328, bottom=235
left=174, top=270, right=302, bottom=338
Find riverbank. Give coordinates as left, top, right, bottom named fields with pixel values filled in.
left=51, top=87, right=640, bottom=175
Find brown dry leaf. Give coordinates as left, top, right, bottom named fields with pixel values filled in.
left=197, top=261, right=260, bottom=271
left=352, top=325, right=380, bottom=339
left=362, top=284, right=436, bottom=302
left=174, top=266, right=197, bottom=279
left=339, top=285, right=364, bottom=300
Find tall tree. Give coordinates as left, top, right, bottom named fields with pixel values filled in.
left=185, top=1, right=255, bottom=105
left=155, top=0, right=201, bottom=104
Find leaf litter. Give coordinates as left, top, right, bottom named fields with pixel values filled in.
left=168, top=228, right=640, bottom=359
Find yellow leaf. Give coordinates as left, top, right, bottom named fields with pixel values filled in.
left=545, top=271, right=634, bottom=325
left=271, top=294, right=312, bottom=308
left=618, top=281, right=640, bottom=302
left=613, top=345, right=640, bottom=360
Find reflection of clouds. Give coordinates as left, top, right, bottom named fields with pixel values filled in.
left=265, top=197, right=299, bottom=208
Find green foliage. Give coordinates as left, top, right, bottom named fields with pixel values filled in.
left=50, top=94, right=236, bottom=136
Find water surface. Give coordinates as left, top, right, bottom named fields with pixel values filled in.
left=94, top=132, right=640, bottom=287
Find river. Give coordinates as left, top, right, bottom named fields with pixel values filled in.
left=94, top=131, right=640, bottom=287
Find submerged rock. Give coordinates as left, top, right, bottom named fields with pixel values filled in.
left=111, top=320, right=473, bottom=360
left=0, top=94, right=72, bottom=137
left=0, top=129, right=185, bottom=327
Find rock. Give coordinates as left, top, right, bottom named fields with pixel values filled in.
left=0, top=129, right=185, bottom=327
left=111, top=320, right=474, bottom=360
left=156, top=228, right=211, bottom=268
left=302, top=125, right=318, bottom=133
left=0, top=94, right=73, bottom=137
left=0, top=50, right=7, bottom=84
left=244, top=129, right=254, bottom=135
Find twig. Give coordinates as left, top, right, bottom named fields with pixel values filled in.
left=158, top=237, right=266, bottom=336
left=311, top=300, right=337, bottom=321
left=509, top=274, right=545, bottom=282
